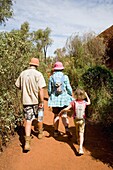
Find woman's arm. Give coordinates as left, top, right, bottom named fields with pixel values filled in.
left=48, top=77, right=52, bottom=96
left=65, top=75, right=72, bottom=96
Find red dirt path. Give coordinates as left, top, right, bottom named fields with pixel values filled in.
left=0, top=90, right=113, bottom=170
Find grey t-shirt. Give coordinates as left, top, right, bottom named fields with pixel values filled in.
left=15, top=67, right=46, bottom=105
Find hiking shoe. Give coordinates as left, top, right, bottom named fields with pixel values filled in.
left=34, top=126, right=38, bottom=132
left=66, top=131, right=73, bottom=139
left=54, top=131, right=60, bottom=138
left=24, top=136, right=31, bottom=151
left=78, top=148, right=84, bottom=155
left=38, top=129, right=43, bottom=139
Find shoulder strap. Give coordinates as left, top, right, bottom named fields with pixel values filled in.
left=61, top=74, right=65, bottom=83
left=52, top=74, right=64, bottom=83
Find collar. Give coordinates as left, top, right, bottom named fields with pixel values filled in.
left=28, top=66, right=37, bottom=69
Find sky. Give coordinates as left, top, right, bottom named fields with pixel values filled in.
left=0, top=0, right=113, bottom=56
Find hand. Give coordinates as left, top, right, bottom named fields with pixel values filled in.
left=39, top=102, right=44, bottom=108
left=84, top=92, right=88, bottom=97
left=58, top=111, right=62, bottom=117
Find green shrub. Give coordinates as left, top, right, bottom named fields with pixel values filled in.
left=82, top=66, right=113, bottom=126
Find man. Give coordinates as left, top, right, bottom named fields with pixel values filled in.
left=15, top=57, right=46, bottom=151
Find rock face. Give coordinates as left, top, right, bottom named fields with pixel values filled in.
left=98, top=25, right=113, bottom=70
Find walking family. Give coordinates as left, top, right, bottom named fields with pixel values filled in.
left=15, top=58, right=91, bottom=155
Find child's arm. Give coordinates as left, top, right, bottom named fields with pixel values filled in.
left=85, top=92, right=91, bottom=105
left=59, top=104, right=72, bottom=116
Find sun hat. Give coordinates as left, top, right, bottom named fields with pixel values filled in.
left=29, top=58, right=39, bottom=66
left=53, top=61, right=64, bottom=70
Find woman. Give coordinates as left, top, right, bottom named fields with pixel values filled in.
left=48, top=61, right=73, bottom=138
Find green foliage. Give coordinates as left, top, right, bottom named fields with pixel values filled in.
left=66, top=32, right=107, bottom=69
left=82, top=66, right=113, bottom=126
left=0, top=0, right=14, bottom=25
left=82, top=66, right=113, bottom=91
left=62, top=32, right=108, bottom=86
left=53, top=32, right=113, bottom=127
left=0, top=111, right=24, bottom=151
left=32, top=27, right=53, bottom=62
left=0, top=22, right=53, bottom=150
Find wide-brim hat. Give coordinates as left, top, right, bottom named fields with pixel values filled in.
left=53, top=61, right=64, bottom=70
left=29, top=58, right=39, bottom=66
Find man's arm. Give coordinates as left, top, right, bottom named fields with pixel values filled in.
left=15, top=75, right=21, bottom=90
left=38, top=73, right=46, bottom=108
left=38, top=88, right=44, bottom=108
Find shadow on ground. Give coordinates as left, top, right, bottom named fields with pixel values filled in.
left=44, top=121, right=113, bottom=167
left=16, top=119, right=113, bottom=167
left=43, top=123, right=80, bottom=156
left=84, top=119, right=113, bottom=168
left=16, top=120, right=39, bottom=153
left=16, top=125, right=25, bottom=152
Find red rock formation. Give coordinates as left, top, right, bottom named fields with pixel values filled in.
left=98, top=25, right=113, bottom=69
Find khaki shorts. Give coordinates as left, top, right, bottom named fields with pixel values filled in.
left=74, top=118, right=85, bottom=133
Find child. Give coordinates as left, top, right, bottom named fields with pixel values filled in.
left=59, top=88, right=91, bottom=155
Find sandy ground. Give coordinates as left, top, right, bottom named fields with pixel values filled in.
left=0, top=90, right=113, bottom=170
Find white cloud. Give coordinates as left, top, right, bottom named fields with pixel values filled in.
left=0, top=0, right=113, bottom=55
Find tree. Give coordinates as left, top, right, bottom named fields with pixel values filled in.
left=64, top=32, right=108, bottom=83
left=0, top=0, right=14, bottom=25
left=33, top=27, right=53, bottom=63
left=54, top=47, right=66, bottom=60
left=0, top=22, right=52, bottom=120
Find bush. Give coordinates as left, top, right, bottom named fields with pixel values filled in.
left=82, top=66, right=113, bottom=126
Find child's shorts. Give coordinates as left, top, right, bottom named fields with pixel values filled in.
left=74, top=118, right=85, bottom=133
left=23, top=105, right=44, bottom=122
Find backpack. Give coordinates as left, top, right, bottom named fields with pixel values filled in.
left=52, top=74, right=65, bottom=95
left=75, top=101, right=86, bottom=119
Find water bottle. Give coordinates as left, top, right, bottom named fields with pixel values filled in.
left=38, top=107, right=44, bottom=117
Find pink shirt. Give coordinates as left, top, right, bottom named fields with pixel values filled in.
left=70, top=100, right=87, bottom=119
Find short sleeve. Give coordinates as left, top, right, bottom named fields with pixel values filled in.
left=38, top=73, right=46, bottom=89
left=15, top=75, right=21, bottom=89
left=64, top=75, right=72, bottom=96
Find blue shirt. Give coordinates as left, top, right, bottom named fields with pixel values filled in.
left=48, top=71, right=74, bottom=107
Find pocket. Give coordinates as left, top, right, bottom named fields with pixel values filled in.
left=33, top=105, right=38, bottom=115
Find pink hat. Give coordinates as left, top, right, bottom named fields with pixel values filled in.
left=53, top=61, right=64, bottom=70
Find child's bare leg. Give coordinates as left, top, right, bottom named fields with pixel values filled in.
left=75, top=125, right=79, bottom=143
left=79, top=132, right=84, bottom=149
left=74, top=120, right=79, bottom=143
left=78, top=120, right=85, bottom=154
